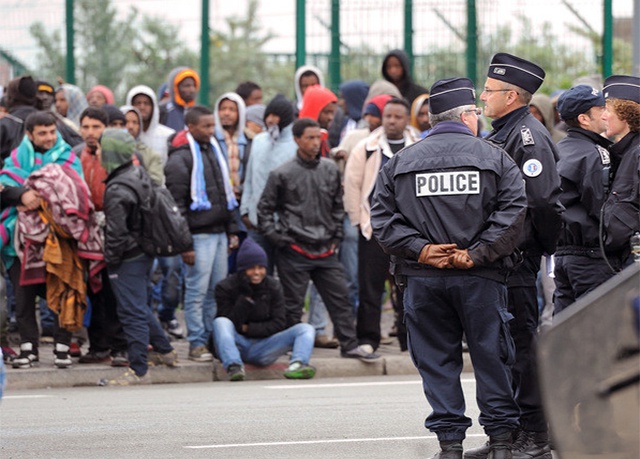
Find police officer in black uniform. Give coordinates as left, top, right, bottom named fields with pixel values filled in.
left=601, top=75, right=640, bottom=263
left=465, top=53, right=563, bottom=459
left=553, top=85, right=617, bottom=314
left=371, top=77, right=527, bottom=459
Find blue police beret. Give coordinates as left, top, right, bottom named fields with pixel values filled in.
left=556, top=85, right=605, bottom=121
left=603, top=75, right=640, bottom=104
left=488, top=53, right=545, bottom=94
left=429, top=78, right=476, bottom=115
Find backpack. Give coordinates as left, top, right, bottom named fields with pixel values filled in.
left=121, top=168, right=193, bottom=257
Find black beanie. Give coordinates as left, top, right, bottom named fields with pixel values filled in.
left=265, top=94, right=294, bottom=131
left=236, top=237, right=268, bottom=272
left=102, top=104, right=126, bottom=125
left=7, top=75, right=37, bottom=108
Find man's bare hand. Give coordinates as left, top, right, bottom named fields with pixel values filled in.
left=181, top=251, right=196, bottom=266
left=20, top=190, right=41, bottom=211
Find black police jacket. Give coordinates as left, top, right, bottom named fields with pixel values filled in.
left=371, top=121, right=527, bottom=281
left=556, top=127, right=613, bottom=250
left=602, top=131, right=640, bottom=255
left=485, top=106, right=564, bottom=256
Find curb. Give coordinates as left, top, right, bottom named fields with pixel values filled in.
left=6, top=353, right=473, bottom=390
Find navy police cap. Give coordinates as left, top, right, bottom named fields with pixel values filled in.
left=487, top=53, right=545, bottom=94
left=603, top=75, right=640, bottom=104
left=556, top=85, right=605, bottom=121
left=429, top=77, right=476, bottom=115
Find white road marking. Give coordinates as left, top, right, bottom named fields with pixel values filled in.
left=265, top=379, right=475, bottom=390
left=185, top=433, right=485, bottom=449
left=3, top=395, right=53, bottom=399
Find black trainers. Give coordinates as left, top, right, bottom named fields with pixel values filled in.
left=488, top=432, right=513, bottom=459
left=432, top=441, right=463, bottom=459
left=54, top=343, right=72, bottom=369
left=12, top=342, right=39, bottom=369
left=512, top=431, right=551, bottom=459
left=78, top=350, right=111, bottom=364
left=162, top=319, right=185, bottom=339
left=227, top=363, right=245, bottom=381
left=341, top=344, right=381, bottom=363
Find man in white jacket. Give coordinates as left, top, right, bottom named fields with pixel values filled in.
left=343, top=97, right=419, bottom=351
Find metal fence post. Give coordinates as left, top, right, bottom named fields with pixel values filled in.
left=329, top=0, right=341, bottom=93
left=466, top=0, right=477, bottom=85
left=65, top=0, right=75, bottom=84
left=404, top=0, right=414, bottom=79
left=200, top=0, right=210, bottom=106
left=296, top=0, right=306, bottom=70
left=603, top=0, right=613, bottom=77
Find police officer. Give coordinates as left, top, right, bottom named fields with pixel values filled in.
left=371, top=77, right=527, bottom=459
left=467, top=53, right=563, bottom=459
left=553, top=85, right=617, bottom=314
left=601, top=75, right=640, bottom=263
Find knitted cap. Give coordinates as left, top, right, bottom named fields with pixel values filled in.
left=100, top=128, right=136, bottom=174
left=236, top=237, right=268, bottom=271
left=265, top=94, right=294, bottom=130
left=246, top=104, right=266, bottom=129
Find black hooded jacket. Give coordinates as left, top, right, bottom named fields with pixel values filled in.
left=381, top=49, right=429, bottom=106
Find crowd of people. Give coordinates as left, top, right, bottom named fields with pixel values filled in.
left=0, top=47, right=638, bottom=458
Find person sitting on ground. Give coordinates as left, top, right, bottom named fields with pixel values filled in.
left=213, top=237, right=316, bottom=381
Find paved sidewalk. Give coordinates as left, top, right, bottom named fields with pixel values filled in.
left=4, top=309, right=473, bottom=391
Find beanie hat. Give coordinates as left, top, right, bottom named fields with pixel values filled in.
left=246, top=104, right=266, bottom=129
left=363, top=94, right=393, bottom=118
left=99, top=128, right=136, bottom=174
left=7, top=75, right=37, bottom=108
left=102, top=104, right=127, bottom=125
left=87, top=85, right=115, bottom=105
left=236, top=237, right=268, bottom=271
left=265, top=94, right=294, bottom=130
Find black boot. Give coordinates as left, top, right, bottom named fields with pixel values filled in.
left=487, top=432, right=512, bottom=459
left=432, top=441, right=463, bottom=459
left=512, top=430, right=552, bottom=459
left=464, top=440, right=490, bottom=459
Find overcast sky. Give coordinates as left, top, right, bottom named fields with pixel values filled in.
left=1, top=0, right=634, bottom=71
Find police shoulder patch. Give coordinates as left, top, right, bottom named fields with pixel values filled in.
left=520, top=128, right=535, bottom=146
left=596, top=145, right=610, bottom=165
left=523, top=159, right=543, bottom=177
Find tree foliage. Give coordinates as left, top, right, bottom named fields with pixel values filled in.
left=29, top=0, right=197, bottom=102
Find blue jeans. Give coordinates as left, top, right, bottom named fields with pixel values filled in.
left=212, top=317, right=314, bottom=369
left=339, top=215, right=359, bottom=313
left=156, top=255, right=184, bottom=322
left=307, top=283, right=328, bottom=335
left=109, top=254, right=173, bottom=377
left=184, top=233, right=228, bottom=348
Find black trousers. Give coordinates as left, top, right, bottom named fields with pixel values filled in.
left=275, top=246, right=358, bottom=352
left=507, top=256, right=546, bottom=432
left=8, top=259, right=71, bottom=348
left=86, top=269, right=128, bottom=355
left=356, top=234, right=389, bottom=350
left=553, top=254, right=615, bottom=314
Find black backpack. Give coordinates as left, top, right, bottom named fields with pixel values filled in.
left=121, top=168, right=193, bottom=257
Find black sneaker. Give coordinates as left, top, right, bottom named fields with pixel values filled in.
left=54, top=343, right=72, bottom=369
left=78, top=350, right=111, bottom=364
left=227, top=363, right=245, bottom=381
left=432, top=441, right=463, bottom=459
left=12, top=342, right=39, bottom=369
left=341, top=344, right=381, bottom=363
left=111, top=351, right=130, bottom=367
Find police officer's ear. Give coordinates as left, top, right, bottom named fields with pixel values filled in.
left=460, top=111, right=479, bottom=136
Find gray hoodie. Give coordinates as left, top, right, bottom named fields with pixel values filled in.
left=125, top=85, right=175, bottom=165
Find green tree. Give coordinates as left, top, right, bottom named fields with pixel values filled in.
left=29, top=0, right=197, bottom=103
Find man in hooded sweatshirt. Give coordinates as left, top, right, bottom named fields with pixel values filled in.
left=99, top=129, right=177, bottom=386
left=240, top=94, right=296, bottom=272
left=299, top=85, right=338, bottom=158
left=160, top=67, right=200, bottom=132
left=214, top=92, right=251, bottom=207
left=293, top=65, right=325, bottom=118
left=125, top=85, right=175, bottom=165
left=328, top=79, right=369, bottom=150
left=381, top=49, right=429, bottom=106
left=0, top=76, right=38, bottom=163
left=118, top=105, right=164, bottom=186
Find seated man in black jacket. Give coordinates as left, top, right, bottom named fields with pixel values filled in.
left=213, top=237, right=316, bottom=381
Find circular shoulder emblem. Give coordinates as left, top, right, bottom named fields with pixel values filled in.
left=523, top=159, right=543, bottom=177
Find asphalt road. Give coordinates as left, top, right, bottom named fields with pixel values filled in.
left=0, top=374, right=488, bottom=458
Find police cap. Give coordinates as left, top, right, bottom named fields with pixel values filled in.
left=429, top=78, right=476, bottom=115
left=603, top=75, right=640, bottom=104
left=487, top=53, right=545, bottom=94
left=556, top=85, right=605, bottom=121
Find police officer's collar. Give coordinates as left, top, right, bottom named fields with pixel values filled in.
left=489, top=106, right=529, bottom=142
left=428, top=121, right=475, bottom=137
left=610, top=131, right=639, bottom=159
left=565, top=126, right=613, bottom=149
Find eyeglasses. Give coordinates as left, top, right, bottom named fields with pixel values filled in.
left=482, top=88, right=518, bottom=94
left=463, top=108, right=483, bottom=116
